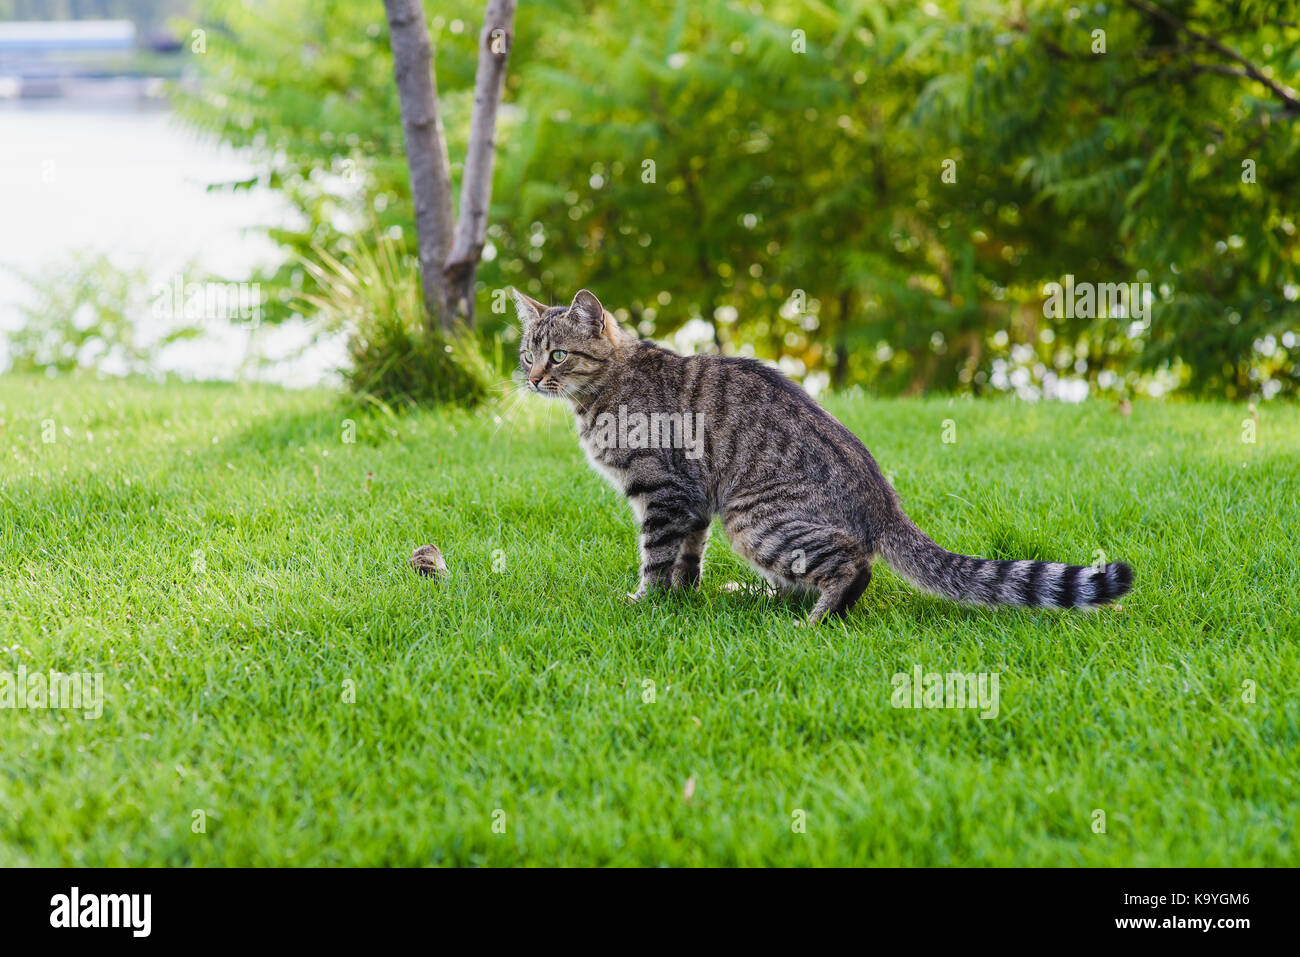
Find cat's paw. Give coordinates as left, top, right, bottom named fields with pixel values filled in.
left=626, top=585, right=649, bottom=604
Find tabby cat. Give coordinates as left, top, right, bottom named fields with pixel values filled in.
left=514, top=288, right=1133, bottom=624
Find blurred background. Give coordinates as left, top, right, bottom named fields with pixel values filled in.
left=2, top=0, right=1297, bottom=403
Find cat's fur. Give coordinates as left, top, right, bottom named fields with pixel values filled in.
left=515, top=288, right=1133, bottom=623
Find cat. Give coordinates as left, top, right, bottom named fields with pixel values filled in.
left=513, top=288, right=1133, bottom=624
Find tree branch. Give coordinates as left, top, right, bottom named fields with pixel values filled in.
left=445, top=0, right=518, bottom=324
left=1125, top=0, right=1300, bottom=113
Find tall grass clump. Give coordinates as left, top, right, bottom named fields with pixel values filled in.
left=298, top=234, right=497, bottom=407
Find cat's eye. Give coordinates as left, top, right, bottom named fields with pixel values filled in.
left=522, top=350, right=534, bottom=364
left=550, top=350, right=568, bottom=363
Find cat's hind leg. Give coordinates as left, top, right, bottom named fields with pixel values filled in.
left=805, top=555, right=872, bottom=624
left=724, top=513, right=872, bottom=623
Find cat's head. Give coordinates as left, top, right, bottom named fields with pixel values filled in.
left=512, top=288, right=631, bottom=400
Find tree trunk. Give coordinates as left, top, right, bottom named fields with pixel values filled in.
left=384, top=0, right=516, bottom=333
left=445, top=0, right=518, bottom=326
left=832, top=289, right=852, bottom=389
left=904, top=349, right=937, bottom=396
left=383, top=0, right=457, bottom=332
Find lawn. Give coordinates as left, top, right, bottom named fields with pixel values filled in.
left=1, top=374, right=1296, bottom=866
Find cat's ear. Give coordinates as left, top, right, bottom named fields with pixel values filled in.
left=511, top=288, right=548, bottom=328
left=569, top=289, right=604, bottom=332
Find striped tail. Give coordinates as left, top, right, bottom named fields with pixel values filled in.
left=880, top=517, right=1133, bottom=609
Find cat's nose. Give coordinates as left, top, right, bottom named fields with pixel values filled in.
left=528, top=374, right=542, bottom=387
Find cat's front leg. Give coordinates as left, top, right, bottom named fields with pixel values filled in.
left=671, top=525, right=709, bottom=589
left=627, top=481, right=708, bottom=600
left=630, top=514, right=690, bottom=599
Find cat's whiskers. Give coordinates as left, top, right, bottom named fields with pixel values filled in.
left=489, top=378, right=534, bottom=439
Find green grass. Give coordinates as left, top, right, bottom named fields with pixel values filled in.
left=1, top=374, right=1297, bottom=866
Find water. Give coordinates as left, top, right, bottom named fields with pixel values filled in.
left=0, top=94, right=345, bottom=386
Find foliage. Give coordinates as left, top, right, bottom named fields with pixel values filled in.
left=909, top=0, right=1300, bottom=400
left=178, top=0, right=1300, bottom=400
left=171, top=0, right=489, bottom=327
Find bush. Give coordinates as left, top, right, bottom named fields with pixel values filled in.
left=3, top=254, right=198, bottom=376
left=297, top=234, right=497, bottom=407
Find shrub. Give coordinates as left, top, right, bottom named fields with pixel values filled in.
left=3, top=254, right=198, bottom=376
left=297, top=234, right=497, bottom=406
